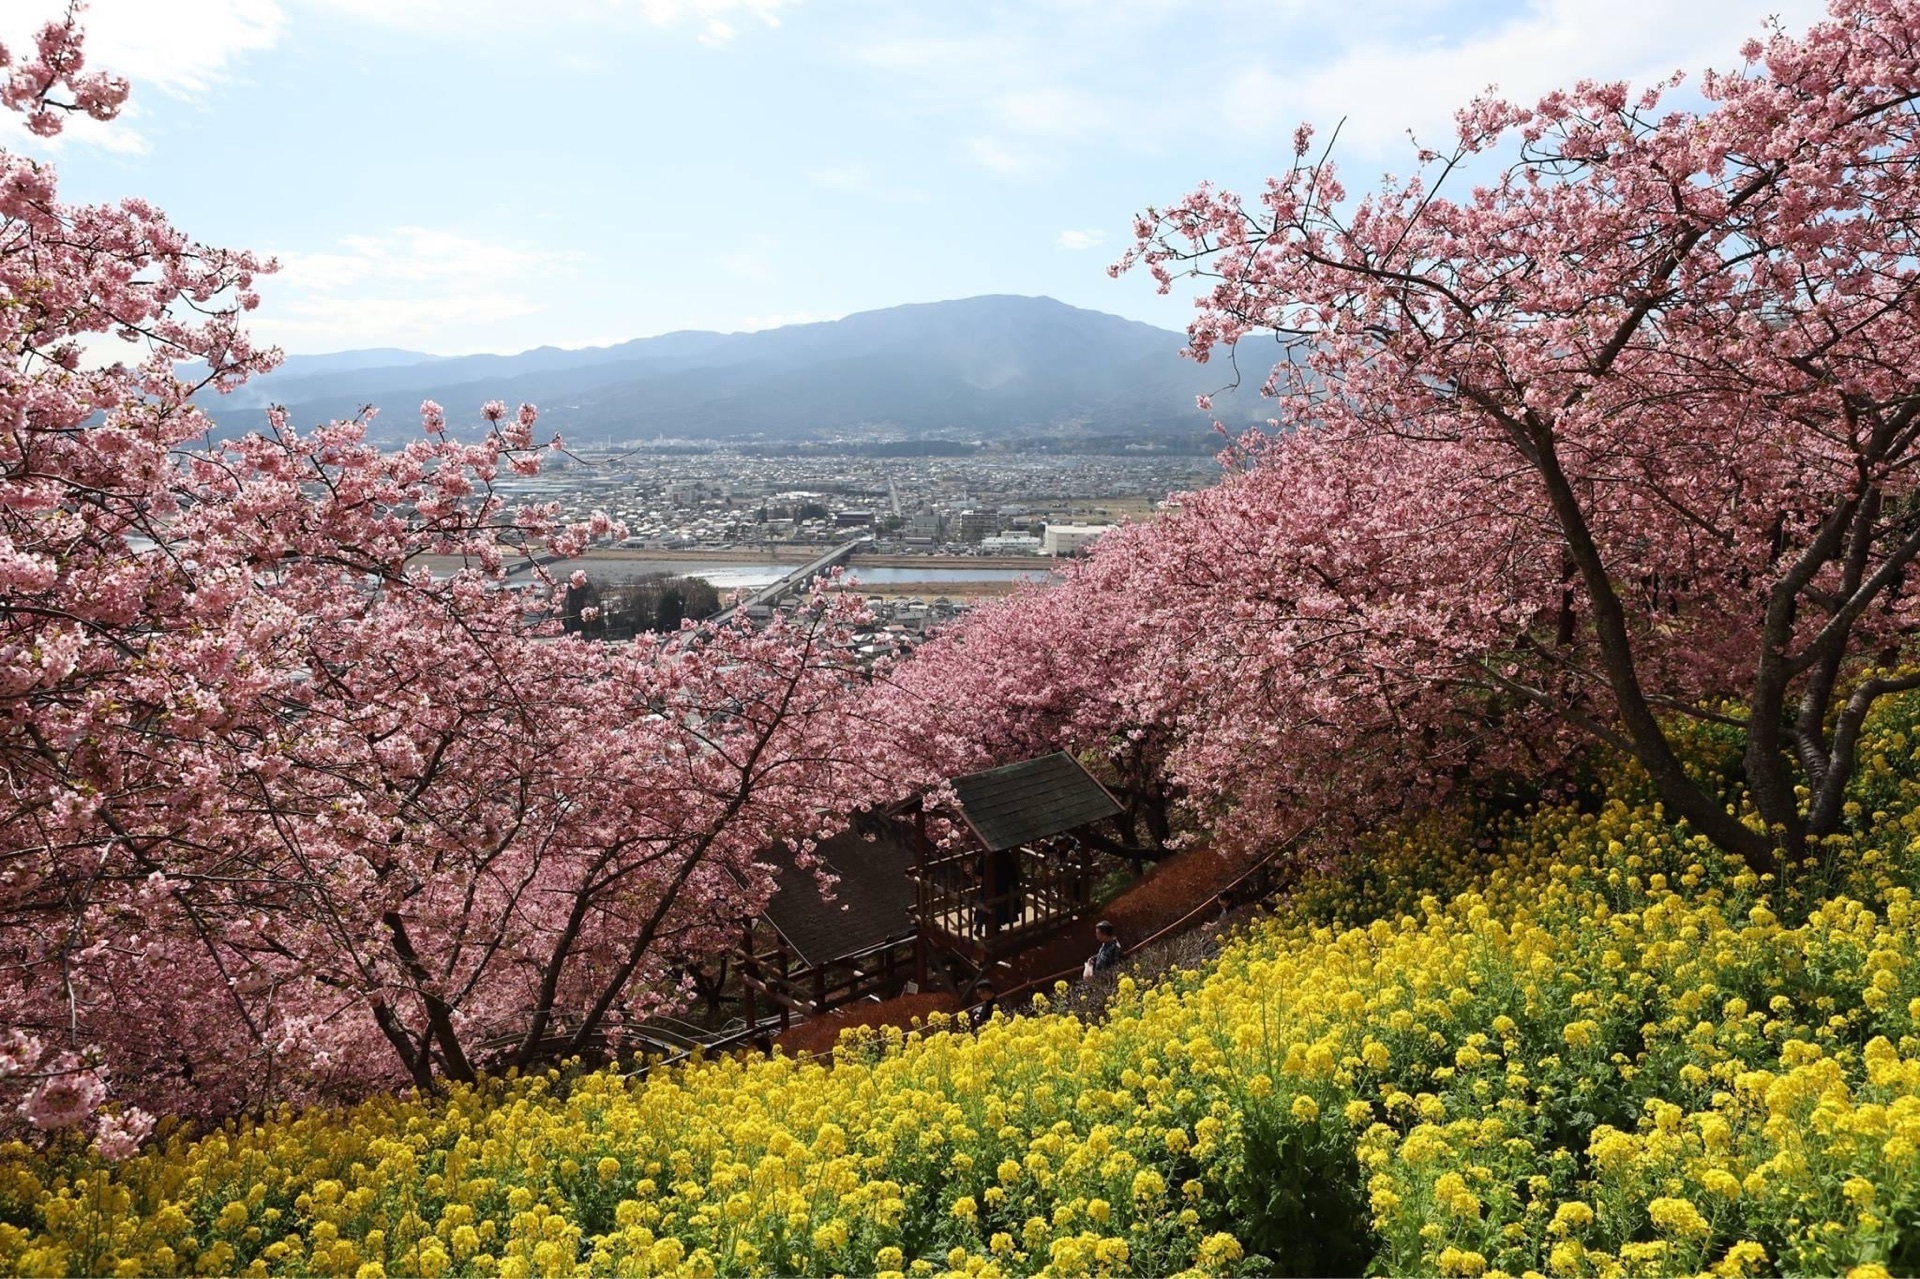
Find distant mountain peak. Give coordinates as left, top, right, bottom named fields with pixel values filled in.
left=211, top=296, right=1253, bottom=445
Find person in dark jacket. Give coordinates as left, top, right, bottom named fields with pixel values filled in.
left=966, top=978, right=998, bottom=1029
left=973, top=846, right=1022, bottom=934
left=1084, top=920, right=1124, bottom=978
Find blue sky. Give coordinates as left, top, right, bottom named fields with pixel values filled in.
left=6, top=0, right=1826, bottom=356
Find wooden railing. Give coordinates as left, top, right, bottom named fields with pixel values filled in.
left=734, top=933, right=920, bottom=1032
left=975, top=823, right=1312, bottom=1013
left=913, top=845, right=1103, bottom=961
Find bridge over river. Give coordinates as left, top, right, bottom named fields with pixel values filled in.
left=707, top=539, right=865, bottom=626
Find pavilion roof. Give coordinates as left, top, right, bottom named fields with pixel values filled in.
left=758, top=821, right=917, bottom=968
left=948, top=752, right=1122, bottom=853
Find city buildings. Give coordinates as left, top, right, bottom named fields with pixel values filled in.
left=495, top=446, right=1207, bottom=556
left=1042, top=523, right=1113, bottom=555
left=956, top=509, right=996, bottom=543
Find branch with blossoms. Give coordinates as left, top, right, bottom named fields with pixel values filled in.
left=0, top=2, right=127, bottom=138
left=1112, top=0, right=1920, bottom=872
left=0, top=1031, right=151, bottom=1160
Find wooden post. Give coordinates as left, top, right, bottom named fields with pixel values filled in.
left=741, top=921, right=757, bottom=1033
left=812, top=963, right=829, bottom=1015
left=775, top=943, right=791, bottom=1033
left=913, top=803, right=932, bottom=987
left=914, top=805, right=929, bottom=880
left=983, top=842, right=998, bottom=940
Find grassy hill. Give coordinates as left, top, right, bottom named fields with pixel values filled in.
left=8, top=709, right=1920, bottom=1277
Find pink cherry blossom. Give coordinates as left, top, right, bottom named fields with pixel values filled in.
left=1102, top=0, right=1920, bottom=872
left=92, top=1107, right=153, bottom=1161
left=20, top=1064, right=106, bottom=1131
left=0, top=12, right=881, bottom=1127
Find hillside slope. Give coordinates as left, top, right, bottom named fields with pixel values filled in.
left=10, top=705, right=1920, bottom=1277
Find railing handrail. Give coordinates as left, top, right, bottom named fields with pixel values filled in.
left=619, top=1013, right=791, bottom=1078
left=735, top=931, right=916, bottom=971
left=979, top=822, right=1314, bottom=1010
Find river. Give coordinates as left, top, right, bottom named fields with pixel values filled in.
left=548, top=560, right=1054, bottom=589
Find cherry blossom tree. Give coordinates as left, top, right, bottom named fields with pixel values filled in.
left=1116, top=0, right=1920, bottom=871
left=197, top=573, right=880, bottom=1095
left=865, top=439, right=1568, bottom=865
left=2, top=4, right=275, bottom=1137
left=0, top=8, right=877, bottom=1135
left=1100, top=430, right=1585, bottom=858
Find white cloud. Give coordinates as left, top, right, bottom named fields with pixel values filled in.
left=304, top=0, right=794, bottom=42
left=262, top=290, right=548, bottom=346
left=0, top=0, right=286, bottom=150
left=964, top=136, right=1029, bottom=176
left=1223, top=0, right=1828, bottom=155
left=1055, top=228, right=1104, bottom=251
left=846, top=0, right=1833, bottom=187
left=275, top=227, right=566, bottom=289
left=67, top=0, right=284, bottom=96
left=254, top=227, right=578, bottom=348
left=1, top=102, right=154, bottom=155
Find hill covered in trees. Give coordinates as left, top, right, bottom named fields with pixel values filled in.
left=200, top=296, right=1262, bottom=446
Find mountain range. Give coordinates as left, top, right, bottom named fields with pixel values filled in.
left=199, top=295, right=1272, bottom=447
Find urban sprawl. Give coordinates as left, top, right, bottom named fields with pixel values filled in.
left=492, top=445, right=1217, bottom=634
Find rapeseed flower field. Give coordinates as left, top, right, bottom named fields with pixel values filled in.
left=11, top=708, right=1920, bottom=1276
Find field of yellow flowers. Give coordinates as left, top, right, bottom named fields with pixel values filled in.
left=11, top=708, right=1920, bottom=1277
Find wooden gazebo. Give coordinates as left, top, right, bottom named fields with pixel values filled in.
left=907, top=752, right=1125, bottom=975
left=735, top=815, right=923, bottom=1032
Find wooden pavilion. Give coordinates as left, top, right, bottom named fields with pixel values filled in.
left=906, top=752, right=1126, bottom=977
left=732, top=754, right=1127, bottom=1026
left=735, top=813, right=922, bottom=1033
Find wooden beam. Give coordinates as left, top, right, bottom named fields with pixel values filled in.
left=740, top=920, right=757, bottom=1032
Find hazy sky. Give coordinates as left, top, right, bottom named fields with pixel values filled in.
left=6, top=0, right=1826, bottom=356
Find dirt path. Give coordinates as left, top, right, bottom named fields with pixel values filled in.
left=771, top=991, right=960, bottom=1056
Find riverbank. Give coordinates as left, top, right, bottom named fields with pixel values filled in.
left=579, top=547, right=1054, bottom=571
left=832, top=578, right=1025, bottom=599
left=408, top=549, right=1057, bottom=590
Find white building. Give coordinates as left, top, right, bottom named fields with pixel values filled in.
left=979, top=533, right=1043, bottom=556
left=1043, top=523, right=1113, bottom=556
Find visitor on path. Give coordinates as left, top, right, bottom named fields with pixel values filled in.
left=966, top=978, right=998, bottom=1029
left=1083, top=920, right=1124, bottom=979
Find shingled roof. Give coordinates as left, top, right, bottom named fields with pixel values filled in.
left=948, top=752, right=1122, bottom=852
left=758, top=820, right=917, bottom=969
